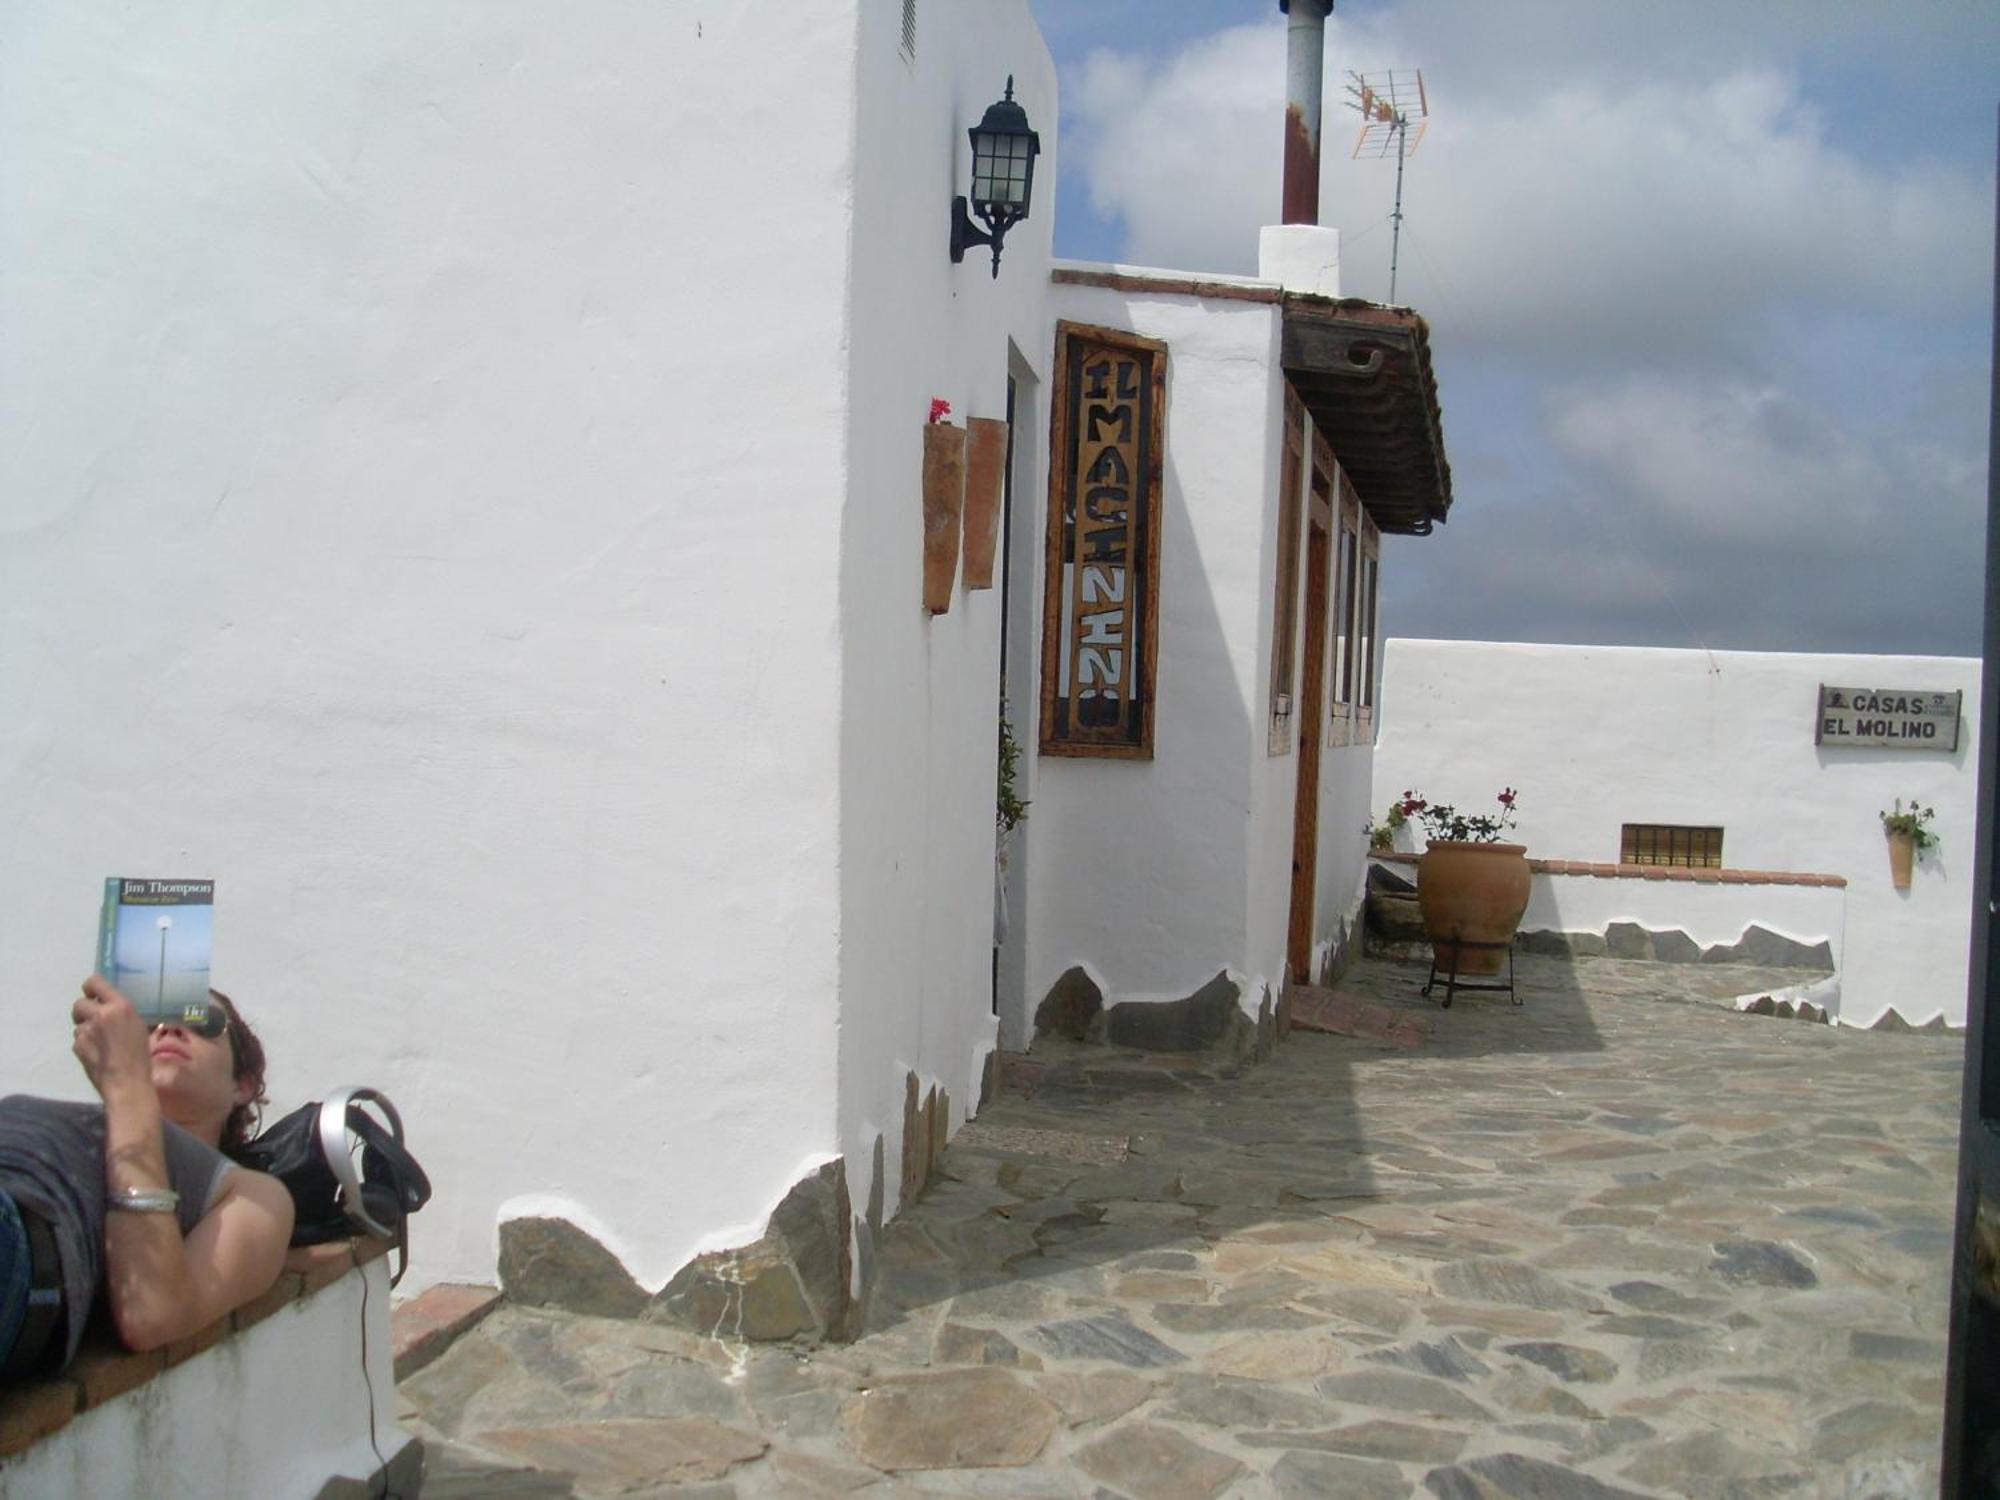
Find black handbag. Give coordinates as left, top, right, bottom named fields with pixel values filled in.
left=238, top=1087, right=431, bottom=1287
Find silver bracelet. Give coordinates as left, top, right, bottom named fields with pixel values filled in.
left=108, top=1186, right=180, bottom=1214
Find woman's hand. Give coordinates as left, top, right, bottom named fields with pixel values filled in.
left=72, top=976, right=155, bottom=1101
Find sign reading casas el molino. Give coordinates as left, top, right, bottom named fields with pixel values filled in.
left=1040, top=322, right=1166, bottom=758
left=1816, top=685, right=1962, bottom=751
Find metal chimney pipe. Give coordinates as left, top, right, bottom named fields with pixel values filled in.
left=1279, top=0, right=1333, bottom=225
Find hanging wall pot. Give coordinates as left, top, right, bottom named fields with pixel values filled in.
left=961, top=417, right=1009, bottom=590
left=922, top=420, right=967, bottom=614
left=1887, top=830, right=1916, bottom=891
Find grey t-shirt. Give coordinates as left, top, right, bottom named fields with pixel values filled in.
left=0, top=1095, right=233, bottom=1369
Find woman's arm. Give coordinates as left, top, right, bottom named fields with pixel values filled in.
left=76, top=979, right=296, bottom=1351
left=100, top=1150, right=295, bottom=1352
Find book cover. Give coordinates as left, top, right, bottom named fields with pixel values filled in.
left=95, top=878, right=216, bottom=1024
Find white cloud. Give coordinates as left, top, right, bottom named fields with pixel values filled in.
left=1058, top=7, right=1991, bottom=655
left=1546, top=378, right=1890, bottom=543
left=1064, top=17, right=1993, bottom=358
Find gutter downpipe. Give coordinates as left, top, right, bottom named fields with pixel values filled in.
left=1280, top=0, right=1334, bottom=225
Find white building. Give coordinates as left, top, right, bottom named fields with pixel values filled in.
left=1373, top=640, right=1981, bottom=1029
left=0, top=1, right=1449, bottom=1330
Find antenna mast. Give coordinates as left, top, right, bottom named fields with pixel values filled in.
left=1345, top=69, right=1429, bottom=303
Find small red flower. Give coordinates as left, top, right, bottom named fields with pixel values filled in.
left=928, top=398, right=952, bottom=424
left=1497, top=788, right=1517, bottom=806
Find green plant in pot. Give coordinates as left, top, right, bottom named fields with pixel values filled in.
left=1400, top=788, right=1529, bottom=979
left=1365, top=800, right=1407, bottom=853
left=1879, top=797, right=1936, bottom=891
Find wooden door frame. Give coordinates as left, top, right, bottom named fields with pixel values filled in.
left=1286, top=480, right=1334, bottom=985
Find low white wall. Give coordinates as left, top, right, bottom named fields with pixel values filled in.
left=0, top=1260, right=406, bottom=1500
left=1313, top=744, right=1379, bottom=977
left=833, top=1, right=1055, bottom=1224
left=1521, top=873, right=1845, bottom=967
left=1374, top=640, right=1979, bottom=1026
left=1026, top=274, right=1285, bottom=1027
left=0, top=3, right=868, bottom=1294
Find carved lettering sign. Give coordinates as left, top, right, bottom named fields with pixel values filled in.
left=1040, top=323, right=1165, bottom=757
left=1816, top=685, right=1962, bottom=751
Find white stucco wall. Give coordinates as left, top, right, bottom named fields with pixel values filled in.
left=1, top=3, right=868, bottom=1293
left=833, top=3, right=1055, bottom=1224
left=0, top=1260, right=405, bottom=1500
left=1313, top=742, right=1379, bottom=977
left=1373, top=640, right=1980, bottom=1026
left=1025, top=275, right=1287, bottom=1033
left=1519, top=874, right=1847, bottom=969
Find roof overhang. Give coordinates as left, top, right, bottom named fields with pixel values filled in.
left=1280, top=299, right=1452, bottom=535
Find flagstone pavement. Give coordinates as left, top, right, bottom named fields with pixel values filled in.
left=400, top=954, right=1962, bottom=1498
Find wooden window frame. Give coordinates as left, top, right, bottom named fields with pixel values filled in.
left=1328, top=467, right=1379, bottom=748
left=1620, top=824, right=1725, bottom=868
left=1268, top=389, right=1308, bottom=755
left=1038, top=320, right=1167, bottom=759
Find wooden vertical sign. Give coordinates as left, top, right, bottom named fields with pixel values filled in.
left=1039, top=322, right=1166, bottom=757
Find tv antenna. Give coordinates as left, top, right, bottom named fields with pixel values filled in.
left=1345, top=69, right=1428, bottom=302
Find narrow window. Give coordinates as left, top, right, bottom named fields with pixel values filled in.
left=1356, top=513, right=1381, bottom=739
left=1620, top=824, right=1725, bottom=868
left=1268, top=389, right=1306, bottom=753
left=1329, top=479, right=1360, bottom=745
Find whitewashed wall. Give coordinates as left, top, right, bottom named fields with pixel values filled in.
left=834, top=3, right=1055, bottom=1225
left=1313, top=742, right=1379, bottom=977
left=0, top=1260, right=405, bottom=1500
left=1374, top=640, right=1980, bottom=1026
left=1518, top=874, right=1847, bottom=971
left=1023, top=273, right=1286, bottom=1033
left=0, top=3, right=877, bottom=1295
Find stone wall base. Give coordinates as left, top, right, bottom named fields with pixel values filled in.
left=499, top=1157, right=859, bottom=1345
left=1032, top=968, right=1282, bottom=1071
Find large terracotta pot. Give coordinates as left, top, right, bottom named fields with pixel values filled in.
left=1887, top=830, right=1915, bottom=891
left=1417, top=841, right=1532, bottom=977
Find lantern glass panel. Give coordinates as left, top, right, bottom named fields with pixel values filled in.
left=994, top=136, right=1032, bottom=207
left=971, top=133, right=1001, bottom=203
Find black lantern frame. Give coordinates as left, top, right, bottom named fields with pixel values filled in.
left=950, top=76, right=1041, bottom=278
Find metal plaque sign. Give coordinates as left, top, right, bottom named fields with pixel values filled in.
left=1815, top=685, right=1962, bottom=750
left=1040, top=322, right=1165, bottom=758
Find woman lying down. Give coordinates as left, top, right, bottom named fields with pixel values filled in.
left=0, top=977, right=294, bottom=1380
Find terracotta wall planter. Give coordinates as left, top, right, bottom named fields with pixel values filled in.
left=1887, top=830, right=1915, bottom=891
left=921, top=421, right=966, bottom=615
left=1417, top=841, right=1532, bottom=977
left=961, top=417, right=1008, bottom=591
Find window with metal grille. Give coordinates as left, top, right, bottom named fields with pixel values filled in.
left=1621, top=824, right=1724, bottom=868
left=901, top=0, right=916, bottom=57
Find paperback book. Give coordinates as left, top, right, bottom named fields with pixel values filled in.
left=95, top=878, right=216, bottom=1025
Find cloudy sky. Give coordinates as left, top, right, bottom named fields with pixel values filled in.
left=1027, top=1, right=1997, bottom=657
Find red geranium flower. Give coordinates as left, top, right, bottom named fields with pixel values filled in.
left=928, top=398, right=952, bottom=424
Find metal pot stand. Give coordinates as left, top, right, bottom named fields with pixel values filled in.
left=1422, top=932, right=1520, bottom=1009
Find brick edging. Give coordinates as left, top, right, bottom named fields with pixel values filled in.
left=1370, top=850, right=1847, bottom=890
left=0, top=1237, right=391, bottom=1459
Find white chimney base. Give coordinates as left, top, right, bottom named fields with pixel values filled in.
left=1258, top=224, right=1342, bottom=298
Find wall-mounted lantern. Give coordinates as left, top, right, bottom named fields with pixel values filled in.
left=950, top=76, right=1041, bottom=279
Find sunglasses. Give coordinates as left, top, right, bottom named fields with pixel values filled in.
left=145, top=1002, right=229, bottom=1041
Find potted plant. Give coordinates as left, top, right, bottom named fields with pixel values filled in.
left=1365, top=800, right=1407, bottom=853
left=1879, top=798, right=1937, bottom=891
left=1399, top=788, right=1528, bottom=978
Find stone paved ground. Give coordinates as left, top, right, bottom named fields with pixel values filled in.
left=400, top=954, right=1963, bottom=1498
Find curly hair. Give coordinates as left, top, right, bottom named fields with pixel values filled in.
left=207, top=989, right=270, bottom=1160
